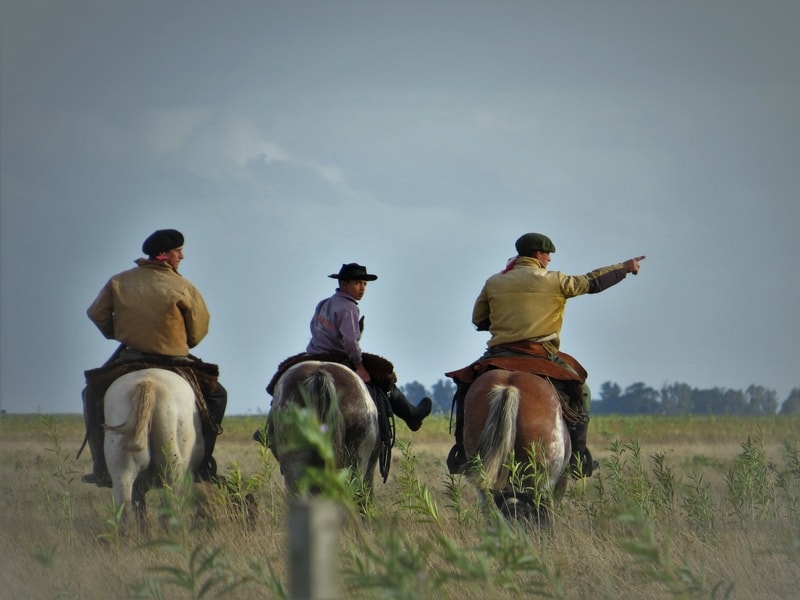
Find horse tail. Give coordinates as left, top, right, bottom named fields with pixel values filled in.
left=105, top=379, right=157, bottom=453
left=475, top=385, right=520, bottom=489
left=304, top=370, right=346, bottom=463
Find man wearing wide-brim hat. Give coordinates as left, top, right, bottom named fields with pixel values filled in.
left=308, top=262, right=430, bottom=429
left=257, top=262, right=431, bottom=438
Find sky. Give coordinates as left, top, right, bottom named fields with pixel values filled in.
left=2, top=0, right=799, bottom=416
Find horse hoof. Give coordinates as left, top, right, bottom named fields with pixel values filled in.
left=82, top=473, right=112, bottom=488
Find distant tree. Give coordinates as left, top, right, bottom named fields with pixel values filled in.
left=600, top=381, right=621, bottom=401
left=660, top=382, right=694, bottom=415
left=745, top=385, right=778, bottom=415
left=779, top=388, right=800, bottom=415
left=400, top=381, right=430, bottom=404
left=592, top=381, right=624, bottom=414
left=692, top=387, right=739, bottom=415
left=622, top=382, right=660, bottom=414
left=430, top=379, right=455, bottom=415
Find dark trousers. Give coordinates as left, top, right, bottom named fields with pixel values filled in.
left=201, top=382, right=227, bottom=473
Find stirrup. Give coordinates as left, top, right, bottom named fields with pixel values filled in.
left=446, top=444, right=468, bottom=474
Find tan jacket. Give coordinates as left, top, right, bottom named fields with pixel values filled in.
left=87, top=259, right=210, bottom=356
left=472, top=256, right=624, bottom=351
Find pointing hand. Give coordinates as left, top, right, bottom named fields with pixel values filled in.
left=623, top=255, right=646, bottom=275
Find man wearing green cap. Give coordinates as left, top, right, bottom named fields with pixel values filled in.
left=447, top=232, right=645, bottom=476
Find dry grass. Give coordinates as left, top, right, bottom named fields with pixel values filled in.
left=1, top=413, right=798, bottom=599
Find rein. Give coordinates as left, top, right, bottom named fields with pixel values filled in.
left=368, top=383, right=396, bottom=482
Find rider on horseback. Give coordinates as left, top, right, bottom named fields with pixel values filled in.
left=447, top=232, right=645, bottom=477
left=81, top=229, right=227, bottom=486
left=255, top=262, right=432, bottom=442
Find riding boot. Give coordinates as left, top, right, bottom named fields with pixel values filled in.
left=197, top=383, right=227, bottom=482
left=568, top=416, right=598, bottom=478
left=387, top=384, right=431, bottom=431
left=81, top=385, right=112, bottom=487
left=197, top=429, right=219, bottom=482
left=446, top=382, right=469, bottom=474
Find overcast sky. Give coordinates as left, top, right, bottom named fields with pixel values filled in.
left=2, top=1, right=799, bottom=415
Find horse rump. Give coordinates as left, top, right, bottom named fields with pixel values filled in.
left=268, top=361, right=380, bottom=498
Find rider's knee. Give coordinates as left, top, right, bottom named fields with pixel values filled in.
left=581, top=383, right=591, bottom=414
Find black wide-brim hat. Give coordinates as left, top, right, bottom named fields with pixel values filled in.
left=329, top=263, right=378, bottom=281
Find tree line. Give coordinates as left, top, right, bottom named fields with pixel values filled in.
left=401, top=379, right=800, bottom=417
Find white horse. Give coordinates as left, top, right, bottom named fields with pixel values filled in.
left=267, top=361, right=381, bottom=501
left=104, top=368, right=203, bottom=527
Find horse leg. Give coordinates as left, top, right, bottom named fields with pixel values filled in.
left=348, top=421, right=379, bottom=512
left=132, top=479, right=148, bottom=533
left=105, top=429, right=142, bottom=530
left=279, top=449, right=320, bottom=495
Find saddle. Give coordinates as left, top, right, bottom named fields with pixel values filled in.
left=84, top=355, right=221, bottom=434
left=266, top=351, right=397, bottom=396
left=445, top=343, right=588, bottom=426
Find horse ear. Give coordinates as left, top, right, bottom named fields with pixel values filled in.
left=359, top=316, right=365, bottom=332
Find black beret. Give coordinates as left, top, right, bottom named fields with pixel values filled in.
left=142, top=229, right=184, bottom=256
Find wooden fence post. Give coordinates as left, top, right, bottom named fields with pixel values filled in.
left=289, top=498, right=343, bottom=600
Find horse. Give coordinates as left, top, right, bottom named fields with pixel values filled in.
left=461, top=369, right=572, bottom=524
left=103, top=368, right=203, bottom=528
left=266, top=361, right=381, bottom=505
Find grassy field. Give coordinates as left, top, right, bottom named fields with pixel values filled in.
left=1, top=413, right=798, bottom=599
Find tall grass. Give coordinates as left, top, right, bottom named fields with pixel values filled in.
left=1, top=413, right=799, bottom=599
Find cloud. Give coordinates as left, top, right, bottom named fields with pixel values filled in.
left=142, top=108, right=214, bottom=157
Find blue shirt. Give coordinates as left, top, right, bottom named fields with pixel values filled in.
left=306, top=289, right=363, bottom=365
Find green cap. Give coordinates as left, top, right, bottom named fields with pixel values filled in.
left=515, top=233, right=556, bottom=255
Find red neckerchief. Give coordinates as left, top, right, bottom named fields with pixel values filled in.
left=501, top=255, right=518, bottom=273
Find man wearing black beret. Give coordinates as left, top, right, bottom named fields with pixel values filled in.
left=82, top=229, right=227, bottom=485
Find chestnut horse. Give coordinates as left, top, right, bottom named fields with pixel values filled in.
left=462, top=369, right=571, bottom=523
left=103, top=368, right=203, bottom=528
left=267, top=361, right=381, bottom=501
